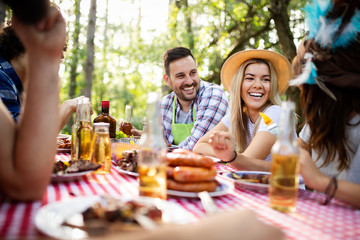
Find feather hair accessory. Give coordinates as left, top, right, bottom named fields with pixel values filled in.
left=290, top=53, right=337, bottom=100
left=305, top=0, right=336, bottom=48
left=305, top=0, right=360, bottom=50
left=332, top=9, right=360, bottom=49
left=290, top=53, right=317, bottom=86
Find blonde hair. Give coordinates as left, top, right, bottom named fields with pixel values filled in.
left=229, top=59, right=281, bottom=152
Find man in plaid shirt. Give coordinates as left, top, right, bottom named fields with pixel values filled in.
left=161, top=47, right=229, bottom=150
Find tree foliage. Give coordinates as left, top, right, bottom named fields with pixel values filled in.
left=0, top=0, right=307, bottom=133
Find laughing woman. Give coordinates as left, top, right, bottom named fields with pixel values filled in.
left=193, top=50, right=292, bottom=171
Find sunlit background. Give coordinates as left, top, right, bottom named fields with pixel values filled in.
left=48, top=0, right=306, bottom=133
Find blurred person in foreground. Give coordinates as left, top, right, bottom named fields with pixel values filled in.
left=292, top=0, right=360, bottom=208
left=0, top=24, right=89, bottom=132
left=0, top=3, right=67, bottom=200
left=123, top=47, right=229, bottom=150
left=96, top=209, right=283, bottom=240
left=193, top=49, right=292, bottom=171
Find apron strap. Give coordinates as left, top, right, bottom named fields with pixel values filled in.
left=172, top=96, right=196, bottom=123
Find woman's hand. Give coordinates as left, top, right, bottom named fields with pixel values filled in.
left=12, top=6, right=66, bottom=60
left=209, top=131, right=235, bottom=162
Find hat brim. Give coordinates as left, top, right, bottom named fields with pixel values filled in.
left=220, top=49, right=292, bottom=94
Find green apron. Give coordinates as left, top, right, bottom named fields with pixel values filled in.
left=171, top=96, right=196, bottom=145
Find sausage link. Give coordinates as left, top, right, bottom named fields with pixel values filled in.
left=173, top=166, right=216, bottom=182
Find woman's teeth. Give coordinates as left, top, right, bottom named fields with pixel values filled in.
left=249, top=93, right=263, bottom=97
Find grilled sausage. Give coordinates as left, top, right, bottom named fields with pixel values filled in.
left=166, top=151, right=214, bottom=169
left=167, top=179, right=218, bottom=192
left=173, top=166, right=216, bottom=182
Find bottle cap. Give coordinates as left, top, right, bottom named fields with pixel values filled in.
left=102, top=100, right=110, bottom=107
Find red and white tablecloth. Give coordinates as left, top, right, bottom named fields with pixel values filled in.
left=0, top=153, right=359, bottom=239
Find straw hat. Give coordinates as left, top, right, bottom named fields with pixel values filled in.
left=220, top=49, right=292, bottom=94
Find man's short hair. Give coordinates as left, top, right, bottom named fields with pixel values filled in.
left=163, top=47, right=195, bottom=76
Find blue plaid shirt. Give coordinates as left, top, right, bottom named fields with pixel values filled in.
left=161, top=80, right=229, bottom=150
left=0, top=57, right=23, bottom=121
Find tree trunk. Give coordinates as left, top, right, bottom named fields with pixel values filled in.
left=269, top=0, right=296, bottom=61
left=84, top=0, right=97, bottom=100
left=183, top=0, right=194, bottom=50
left=66, top=0, right=81, bottom=131
left=269, top=0, right=301, bottom=131
left=99, top=0, right=109, bottom=102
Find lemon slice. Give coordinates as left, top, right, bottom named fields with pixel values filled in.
left=259, top=112, right=273, bottom=126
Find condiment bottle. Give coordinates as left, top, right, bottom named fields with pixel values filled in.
left=269, top=101, right=299, bottom=212
left=119, top=105, right=133, bottom=136
left=93, top=100, right=117, bottom=138
left=77, top=97, right=93, bottom=161
left=138, top=92, right=167, bottom=200
left=71, top=98, right=82, bottom=160
left=91, top=122, right=112, bottom=174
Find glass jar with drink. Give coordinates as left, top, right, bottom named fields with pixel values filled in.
left=138, top=92, right=167, bottom=200
left=91, top=122, right=112, bottom=174
left=269, top=101, right=299, bottom=213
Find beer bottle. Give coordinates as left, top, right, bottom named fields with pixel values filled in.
left=138, top=92, right=167, bottom=200
left=77, top=98, right=93, bottom=161
left=269, top=101, right=299, bottom=213
left=71, top=98, right=82, bottom=160
left=93, top=100, right=117, bottom=138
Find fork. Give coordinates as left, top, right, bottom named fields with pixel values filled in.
left=198, top=191, right=219, bottom=215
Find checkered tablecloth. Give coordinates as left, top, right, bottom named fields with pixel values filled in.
left=0, top=153, right=359, bottom=239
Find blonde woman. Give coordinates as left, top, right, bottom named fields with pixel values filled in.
left=193, top=49, right=292, bottom=171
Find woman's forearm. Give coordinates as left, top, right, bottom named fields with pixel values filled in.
left=228, top=154, right=271, bottom=171
left=193, top=142, right=216, bottom=156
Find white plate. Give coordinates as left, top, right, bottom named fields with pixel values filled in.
left=224, top=171, right=304, bottom=192
left=51, top=170, right=94, bottom=182
left=35, top=195, right=196, bottom=240
left=116, top=166, right=139, bottom=177
left=167, top=178, right=232, bottom=198
left=206, top=156, right=222, bottom=163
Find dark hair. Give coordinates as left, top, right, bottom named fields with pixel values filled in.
left=300, top=83, right=360, bottom=171
left=2, top=0, right=49, bottom=24
left=0, top=25, right=67, bottom=60
left=163, top=47, right=195, bottom=76
left=0, top=26, right=25, bottom=61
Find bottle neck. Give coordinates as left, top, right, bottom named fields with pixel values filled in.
left=125, top=106, right=131, bottom=122
left=141, top=94, right=166, bottom=148
left=277, top=103, right=296, bottom=143
left=79, top=102, right=91, bottom=122
left=101, top=106, right=109, bottom=114
left=74, top=104, right=81, bottom=123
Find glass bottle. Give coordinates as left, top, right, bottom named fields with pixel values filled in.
left=119, top=105, right=133, bottom=136
left=77, top=97, right=93, bottom=161
left=269, top=101, right=299, bottom=213
left=93, top=100, right=117, bottom=138
left=91, top=122, right=112, bottom=174
left=138, top=92, right=167, bottom=200
left=71, top=98, right=82, bottom=160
